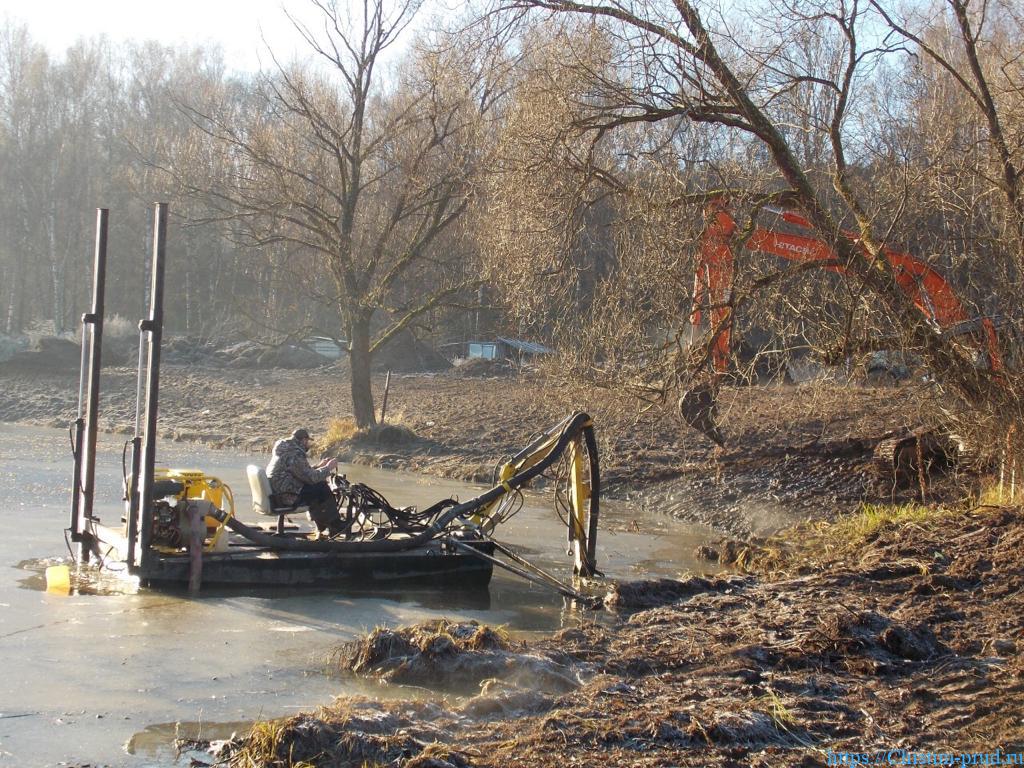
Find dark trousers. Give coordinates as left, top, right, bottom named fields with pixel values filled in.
left=297, top=481, right=339, bottom=531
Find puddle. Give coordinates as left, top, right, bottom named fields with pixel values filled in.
left=125, top=720, right=250, bottom=764
left=17, top=557, right=139, bottom=596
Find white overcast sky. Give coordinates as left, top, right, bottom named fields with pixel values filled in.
left=0, top=0, right=352, bottom=72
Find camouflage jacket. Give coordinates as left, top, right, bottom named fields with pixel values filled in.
left=266, top=437, right=330, bottom=504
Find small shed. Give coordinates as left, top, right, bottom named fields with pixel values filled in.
left=304, top=336, right=347, bottom=360
left=466, top=337, right=553, bottom=362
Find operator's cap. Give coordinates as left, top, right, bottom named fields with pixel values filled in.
left=292, top=428, right=312, bottom=442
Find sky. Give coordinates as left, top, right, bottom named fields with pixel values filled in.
left=0, top=0, right=335, bottom=72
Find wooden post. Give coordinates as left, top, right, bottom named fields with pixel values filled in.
left=379, top=370, right=392, bottom=424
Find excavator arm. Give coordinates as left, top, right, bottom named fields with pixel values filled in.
left=690, top=199, right=1003, bottom=376
left=472, top=412, right=600, bottom=577
left=682, top=198, right=1003, bottom=443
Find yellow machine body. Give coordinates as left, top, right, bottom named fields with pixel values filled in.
left=153, top=468, right=235, bottom=552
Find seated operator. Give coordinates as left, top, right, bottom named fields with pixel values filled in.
left=266, top=428, right=343, bottom=537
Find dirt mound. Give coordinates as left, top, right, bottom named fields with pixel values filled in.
left=340, top=619, right=583, bottom=694
left=451, top=357, right=513, bottom=378
left=793, top=608, right=945, bottom=670
left=101, top=334, right=141, bottom=366
left=458, top=688, right=553, bottom=719
left=217, top=340, right=326, bottom=369
left=0, top=334, right=28, bottom=363
left=257, top=344, right=326, bottom=369
left=603, top=574, right=749, bottom=612
left=4, top=336, right=80, bottom=371
left=235, top=702, right=464, bottom=768
left=373, top=330, right=451, bottom=373
left=695, top=536, right=778, bottom=568
left=159, top=337, right=222, bottom=367
left=351, top=423, right=420, bottom=449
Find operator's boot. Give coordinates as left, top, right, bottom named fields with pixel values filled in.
left=308, top=501, right=345, bottom=539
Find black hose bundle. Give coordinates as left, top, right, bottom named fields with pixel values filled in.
left=331, top=475, right=458, bottom=540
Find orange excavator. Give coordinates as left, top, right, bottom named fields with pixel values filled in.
left=681, top=197, right=1003, bottom=444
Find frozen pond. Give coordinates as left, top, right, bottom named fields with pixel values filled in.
left=0, top=422, right=716, bottom=766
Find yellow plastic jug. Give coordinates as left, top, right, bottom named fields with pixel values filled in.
left=45, top=564, right=71, bottom=594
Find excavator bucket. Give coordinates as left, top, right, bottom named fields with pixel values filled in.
left=679, top=382, right=725, bottom=447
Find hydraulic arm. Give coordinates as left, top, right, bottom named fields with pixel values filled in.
left=682, top=198, right=1003, bottom=445
left=691, top=198, right=1003, bottom=376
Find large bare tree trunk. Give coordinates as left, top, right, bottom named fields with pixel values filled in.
left=348, top=312, right=377, bottom=428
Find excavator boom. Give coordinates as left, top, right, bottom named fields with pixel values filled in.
left=682, top=199, right=1002, bottom=443
left=691, top=199, right=1002, bottom=375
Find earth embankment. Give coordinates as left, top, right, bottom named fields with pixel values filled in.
left=219, top=503, right=1024, bottom=767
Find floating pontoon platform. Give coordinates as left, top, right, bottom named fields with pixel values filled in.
left=87, top=521, right=495, bottom=589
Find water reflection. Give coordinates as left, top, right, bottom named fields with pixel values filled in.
left=18, top=557, right=139, bottom=595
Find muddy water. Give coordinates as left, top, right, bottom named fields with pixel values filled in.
left=0, top=423, right=716, bottom=767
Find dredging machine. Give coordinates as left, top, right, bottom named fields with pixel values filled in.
left=64, top=205, right=600, bottom=593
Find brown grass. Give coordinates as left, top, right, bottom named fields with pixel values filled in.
left=317, top=417, right=361, bottom=452
left=724, top=500, right=967, bottom=577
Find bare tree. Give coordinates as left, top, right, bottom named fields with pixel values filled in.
left=870, top=0, right=1024, bottom=267
left=0, top=22, right=45, bottom=333
left=177, top=0, right=503, bottom=426
left=0, top=26, right=119, bottom=335
left=494, top=0, right=1014, bottom=422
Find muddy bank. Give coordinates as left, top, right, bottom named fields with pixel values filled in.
left=4, top=363, right=930, bottom=537
left=214, top=502, right=1024, bottom=767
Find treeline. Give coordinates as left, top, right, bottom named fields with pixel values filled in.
left=1, top=0, right=1022, bottom=431
left=0, top=30, right=238, bottom=336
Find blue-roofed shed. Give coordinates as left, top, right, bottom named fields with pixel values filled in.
left=465, top=337, right=553, bottom=362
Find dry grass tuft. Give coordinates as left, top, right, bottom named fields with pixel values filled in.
left=466, top=624, right=511, bottom=651
left=735, top=501, right=965, bottom=576
left=357, top=423, right=419, bottom=448
left=316, top=416, right=420, bottom=454
left=756, top=685, right=799, bottom=730
left=228, top=707, right=414, bottom=768
left=231, top=719, right=317, bottom=768
left=317, top=417, right=361, bottom=452
left=977, top=475, right=1024, bottom=506
left=824, top=501, right=956, bottom=547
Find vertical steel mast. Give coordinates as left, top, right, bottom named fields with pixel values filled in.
left=130, top=203, right=168, bottom=572
left=69, top=209, right=108, bottom=560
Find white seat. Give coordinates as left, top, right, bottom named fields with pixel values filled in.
left=246, top=465, right=309, bottom=534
